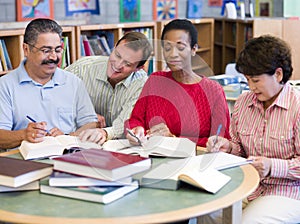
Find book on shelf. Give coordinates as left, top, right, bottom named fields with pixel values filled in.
left=19, top=135, right=101, bottom=160
left=40, top=179, right=139, bottom=204
left=87, top=36, right=106, bottom=56
left=52, top=148, right=151, bottom=181
left=0, top=52, right=3, bottom=72
left=81, top=35, right=93, bottom=56
left=94, top=30, right=114, bottom=51
left=80, top=35, right=86, bottom=56
left=1, top=39, right=12, bottom=70
left=98, top=36, right=111, bottom=55
left=49, top=171, right=133, bottom=187
left=0, top=157, right=53, bottom=188
left=140, top=152, right=252, bottom=193
left=102, top=136, right=196, bottom=158
left=0, top=181, right=39, bottom=193
left=0, top=39, right=8, bottom=71
left=60, top=36, right=69, bottom=69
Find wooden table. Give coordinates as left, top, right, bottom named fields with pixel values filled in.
left=0, top=150, right=259, bottom=224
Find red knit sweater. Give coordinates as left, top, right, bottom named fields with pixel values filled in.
left=127, top=71, right=230, bottom=147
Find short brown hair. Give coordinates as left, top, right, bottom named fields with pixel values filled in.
left=116, top=32, right=153, bottom=67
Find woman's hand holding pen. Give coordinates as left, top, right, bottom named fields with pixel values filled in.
left=126, top=126, right=146, bottom=146
left=206, top=136, right=231, bottom=153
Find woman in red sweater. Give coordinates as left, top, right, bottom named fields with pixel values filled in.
left=126, top=19, right=230, bottom=147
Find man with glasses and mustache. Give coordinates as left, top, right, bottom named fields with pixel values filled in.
left=0, top=18, right=98, bottom=150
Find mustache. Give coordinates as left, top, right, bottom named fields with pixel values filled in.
left=41, top=58, right=60, bottom=65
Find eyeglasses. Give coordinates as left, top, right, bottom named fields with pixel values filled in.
left=26, top=43, right=64, bottom=56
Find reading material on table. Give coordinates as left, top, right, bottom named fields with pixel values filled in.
left=40, top=179, right=139, bottom=204
left=0, top=181, right=39, bottom=192
left=49, top=171, right=133, bottom=187
left=0, top=157, right=53, bottom=187
left=19, top=135, right=101, bottom=160
left=52, top=148, right=151, bottom=181
left=141, top=152, right=251, bottom=193
left=102, top=136, right=196, bottom=158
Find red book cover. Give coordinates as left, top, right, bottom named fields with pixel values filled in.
left=0, top=157, right=53, bottom=187
left=52, top=148, right=151, bottom=181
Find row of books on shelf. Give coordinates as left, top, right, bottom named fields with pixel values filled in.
left=122, top=27, right=153, bottom=41
left=80, top=31, right=114, bottom=57
left=0, top=39, right=12, bottom=73
left=59, top=36, right=71, bottom=69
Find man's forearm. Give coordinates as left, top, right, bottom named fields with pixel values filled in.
left=74, top=122, right=99, bottom=136
left=0, top=129, right=26, bottom=149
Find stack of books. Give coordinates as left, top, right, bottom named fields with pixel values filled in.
left=0, top=157, right=53, bottom=192
left=40, top=148, right=152, bottom=204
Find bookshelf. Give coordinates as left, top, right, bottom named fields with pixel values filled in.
left=0, top=25, right=76, bottom=76
left=213, top=17, right=283, bottom=75
left=213, top=18, right=300, bottom=80
left=156, top=18, right=214, bottom=76
left=75, top=22, right=157, bottom=72
left=0, top=29, right=24, bottom=76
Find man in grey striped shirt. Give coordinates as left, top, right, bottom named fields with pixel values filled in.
left=66, top=32, right=152, bottom=144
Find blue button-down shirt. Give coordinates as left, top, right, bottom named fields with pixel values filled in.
left=0, top=59, right=97, bottom=134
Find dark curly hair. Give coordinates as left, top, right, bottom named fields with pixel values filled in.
left=236, top=35, right=293, bottom=84
left=161, top=19, right=198, bottom=49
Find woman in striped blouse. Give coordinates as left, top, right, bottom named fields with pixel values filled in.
left=207, top=35, right=300, bottom=223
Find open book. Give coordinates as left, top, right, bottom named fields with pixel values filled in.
left=102, top=136, right=196, bottom=158
left=140, top=152, right=252, bottom=193
left=19, top=135, right=101, bottom=160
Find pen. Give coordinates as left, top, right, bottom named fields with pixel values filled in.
left=213, top=124, right=222, bottom=147
left=26, top=115, right=50, bottom=134
left=126, top=128, right=142, bottom=146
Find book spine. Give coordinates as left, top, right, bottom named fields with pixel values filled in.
left=1, top=39, right=12, bottom=70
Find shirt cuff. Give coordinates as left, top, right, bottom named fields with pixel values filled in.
left=103, top=127, right=114, bottom=140
left=271, top=158, right=289, bottom=178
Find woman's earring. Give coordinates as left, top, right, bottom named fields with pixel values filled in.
left=192, top=44, right=198, bottom=56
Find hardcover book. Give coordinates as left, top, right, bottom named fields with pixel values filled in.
left=19, top=135, right=101, bottom=160
left=52, top=148, right=151, bottom=181
left=40, top=179, right=139, bottom=204
left=0, top=157, right=53, bottom=187
left=49, top=171, right=133, bottom=187
left=140, top=152, right=251, bottom=193
left=0, top=181, right=39, bottom=192
left=102, top=136, right=196, bottom=158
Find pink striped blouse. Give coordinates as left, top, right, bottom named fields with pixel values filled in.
left=230, top=84, right=300, bottom=201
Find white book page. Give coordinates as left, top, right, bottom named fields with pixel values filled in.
left=179, top=168, right=231, bottom=194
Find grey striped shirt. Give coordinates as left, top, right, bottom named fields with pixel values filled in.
left=66, top=56, right=148, bottom=139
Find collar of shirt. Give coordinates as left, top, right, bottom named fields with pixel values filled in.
left=18, top=59, right=66, bottom=87
left=248, top=83, right=291, bottom=110
left=97, top=67, right=147, bottom=89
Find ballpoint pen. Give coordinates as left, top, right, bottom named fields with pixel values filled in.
left=126, top=128, right=142, bottom=146
left=26, top=115, right=51, bottom=134
left=213, top=124, right=222, bottom=147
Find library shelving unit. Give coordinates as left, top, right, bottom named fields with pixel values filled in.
left=0, top=25, right=76, bottom=76
left=61, top=26, right=77, bottom=67
left=74, top=22, right=157, bottom=69
left=0, top=29, right=24, bottom=76
left=213, top=17, right=283, bottom=75
left=156, top=18, right=214, bottom=75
